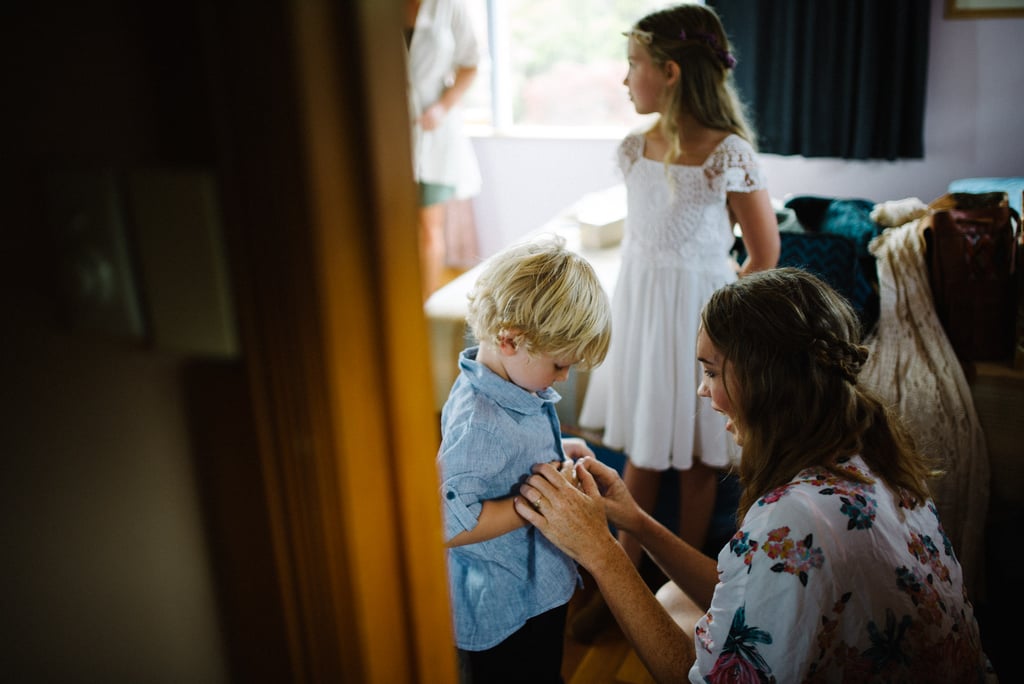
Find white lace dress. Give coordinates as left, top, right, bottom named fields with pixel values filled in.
left=578, top=133, right=765, bottom=470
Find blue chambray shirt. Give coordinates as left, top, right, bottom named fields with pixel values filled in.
left=439, top=347, right=579, bottom=651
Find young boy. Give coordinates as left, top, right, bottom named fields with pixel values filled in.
left=438, top=236, right=612, bottom=681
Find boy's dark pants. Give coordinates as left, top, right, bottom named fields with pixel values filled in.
left=458, top=602, right=569, bottom=683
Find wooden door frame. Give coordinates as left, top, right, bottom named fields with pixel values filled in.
left=212, top=0, right=456, bottom=680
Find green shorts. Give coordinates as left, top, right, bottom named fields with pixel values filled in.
left=420, top=182, right=456, bottom=207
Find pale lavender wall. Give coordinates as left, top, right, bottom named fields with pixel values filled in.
left=470, top=0, right=1024, bottom=258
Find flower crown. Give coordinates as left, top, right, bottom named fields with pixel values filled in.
left=626, top=27, right=736, bottom=70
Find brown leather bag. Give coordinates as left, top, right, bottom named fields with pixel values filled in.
left=924, top=192, right=1021, bottom=361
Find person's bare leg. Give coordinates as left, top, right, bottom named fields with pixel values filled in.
left=677, top=460, right=718, bottom=553
left=419, top=201, right=447, bottom=300
left=655, top=580, right=705, bottom=633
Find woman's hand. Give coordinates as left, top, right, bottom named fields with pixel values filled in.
left=419, top=102, right=447, bottom=131
left=559, top=437, right=595, bottom=488
left=421, top=65, right=477, bottom=132
left=518, top=461, right=700, bottom=680
left=575, top=457, right=644, bottom=533
left=555, top=458, right=579, bottom=488
left=514, top=461, right=619, bottom=569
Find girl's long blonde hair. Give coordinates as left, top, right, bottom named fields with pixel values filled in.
left=631, top=3, right=755, bottom=165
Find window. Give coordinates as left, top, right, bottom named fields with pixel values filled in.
left=463, top=0, right=670, bottom=136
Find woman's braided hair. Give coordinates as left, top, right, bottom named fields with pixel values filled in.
left=700, top=267, right=936, bottom=520
left=809, top=333, right=869, bottom=385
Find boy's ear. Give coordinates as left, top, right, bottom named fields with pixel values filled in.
left=497, top=329, right=522, bottom=355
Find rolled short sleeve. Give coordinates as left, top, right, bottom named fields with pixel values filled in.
left=440, top=473, right=487, bottom=542
left=437, top=421, right=512, bottom=543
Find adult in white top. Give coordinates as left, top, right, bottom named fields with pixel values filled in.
left=405, top=0, right=482, bottom=298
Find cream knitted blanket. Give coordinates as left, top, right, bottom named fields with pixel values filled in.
left=861, top=219, right=990, bottom=600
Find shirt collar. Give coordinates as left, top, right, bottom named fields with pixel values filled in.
left=459, top=346, right=560, bottom=415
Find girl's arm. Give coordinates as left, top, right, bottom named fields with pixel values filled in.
left=446, top=497, right=526, bottom=547
left=729, top=188, right=780, bottom=276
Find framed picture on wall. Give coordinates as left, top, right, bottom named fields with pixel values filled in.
left=946, top=0, right=1024, bottom=18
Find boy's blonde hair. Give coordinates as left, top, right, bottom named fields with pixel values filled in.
left=466, top=236, right=611, bottom=370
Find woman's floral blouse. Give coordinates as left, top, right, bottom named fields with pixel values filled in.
left=690, top=456, right=994, bottom=683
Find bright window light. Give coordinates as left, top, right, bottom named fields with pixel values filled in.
left=463, top=0, right=673, bottom=136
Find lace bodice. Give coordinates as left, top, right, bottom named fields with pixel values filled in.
left=618, top=133, right=764, bottom=270
left=578, top=132, right=765, bottom=468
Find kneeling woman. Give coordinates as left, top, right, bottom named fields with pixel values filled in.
left=517, top=268, right=994, bottom=683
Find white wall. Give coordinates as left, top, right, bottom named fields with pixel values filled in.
left=469, top=0, right=1024, bottom=258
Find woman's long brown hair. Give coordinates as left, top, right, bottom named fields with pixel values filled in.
left=700, top=268, right=937, bottom=521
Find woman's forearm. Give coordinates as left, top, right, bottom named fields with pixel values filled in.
left=437, top=65, right=477, bottom=111
left=621, top=509, right=720, bottom=610
left=420, top=65, right=477, bottom=131
left=513, top=459, right=707, bottom=680
left=577, top=456, right=720, bottom=608
left=585, top=535, right=694, bottom=683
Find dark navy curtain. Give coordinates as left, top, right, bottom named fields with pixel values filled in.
left=710, top=0, right=930, bottom=160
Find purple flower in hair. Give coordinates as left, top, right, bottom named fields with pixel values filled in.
left=680, top=28, right=735, bottom=69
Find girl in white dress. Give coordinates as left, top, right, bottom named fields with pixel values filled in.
left=574, top=2, right=779, bottom=640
